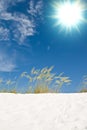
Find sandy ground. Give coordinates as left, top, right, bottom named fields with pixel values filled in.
left=0, top=93, right=87, bottom=130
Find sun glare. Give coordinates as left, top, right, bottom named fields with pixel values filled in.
left=52, top=1, right=87, bottom=32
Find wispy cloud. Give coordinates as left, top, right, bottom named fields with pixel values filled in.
left=28, top=0, right=43, bottom=17
left=0, top=0, right=24, bottom=11
left=0, top=0, right=43, bottom=44
left=12, top=13, right=35, bottom=43
left=0, top=53, right=16, bottom=72
left=0, top=27, right=10, bottom=41
left=0, top=12, right=35, bottom=42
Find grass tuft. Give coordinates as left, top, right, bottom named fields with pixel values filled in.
left=34, top=85, right=49, bottom=93
left=80, top=88, right=87, bottom=93
left=0, top=66, right=71, bottom=94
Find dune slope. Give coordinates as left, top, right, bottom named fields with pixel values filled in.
left=0, top=93, right=87, bottom=130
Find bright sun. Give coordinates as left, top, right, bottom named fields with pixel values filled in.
left=52, top=1, right=87, bottom=32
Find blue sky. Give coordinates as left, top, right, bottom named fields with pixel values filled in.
left=0, top=0, right=87, bottom=92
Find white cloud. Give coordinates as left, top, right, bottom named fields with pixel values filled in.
left=12, top=13, right=35, bottom=43
left=28, top=0, right=43, bottom=17
left=0, top=27, right=10, bottom=41
left=0, top=12, right=35, bottom=42
left=0, top=0, right=43, bottom=44
left=0, top=12, right=13, bottom=20
left=0, top=0, right=24, bottom=12
left=0, top=54, right=16, bottom=72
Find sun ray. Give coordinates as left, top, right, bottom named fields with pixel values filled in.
left=51, top=0, right=87, bottom=32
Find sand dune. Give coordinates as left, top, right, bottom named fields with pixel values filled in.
left=0, top=93, right=87, bottom=130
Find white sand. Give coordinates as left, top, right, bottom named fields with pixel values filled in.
left=0, top=93, right=87, bottom=130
